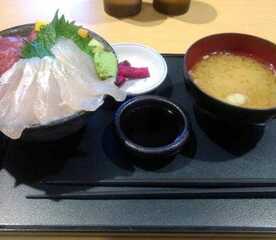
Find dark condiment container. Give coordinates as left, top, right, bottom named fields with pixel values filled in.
left=153, top=0, right=191, bottom=15
left=104, top=0, right=142, bottom=18
left=114, top=95, right=190, bottom=160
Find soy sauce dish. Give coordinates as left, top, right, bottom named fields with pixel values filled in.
left=114, top=96, right=190, bottom=159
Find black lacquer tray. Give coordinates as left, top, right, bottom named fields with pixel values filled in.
left=1, top=54, right=276, bottom=234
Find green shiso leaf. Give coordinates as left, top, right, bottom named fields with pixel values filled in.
left=21, top=10, right=93, bottom=59
left=21, top=10, right=117, bottom=80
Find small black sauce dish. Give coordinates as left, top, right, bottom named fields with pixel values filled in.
left=114, top=95, right=190, bottom=160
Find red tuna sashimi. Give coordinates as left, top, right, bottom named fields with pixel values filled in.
left=28, top=30, right=37, bottom=42
left=0, top=36, right=24, bottom=49
left=0, top=36, right=24, bottom=76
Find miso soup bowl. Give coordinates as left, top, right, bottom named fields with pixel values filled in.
left=184, top=33, right=276, bottom=124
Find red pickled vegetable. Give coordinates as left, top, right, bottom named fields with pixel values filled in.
left=116, top=74, right=126, bottom=86
left=115, top=60, right=150, bottom=87
left=119, top=60, right=131, bottom=67
left=118, top=65, right=150, bottom=79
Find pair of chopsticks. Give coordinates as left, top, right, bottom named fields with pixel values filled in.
left=26, top=178, right=276, bottom=200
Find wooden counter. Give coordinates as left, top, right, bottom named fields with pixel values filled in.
left=1, top=0, right=276, bottom=53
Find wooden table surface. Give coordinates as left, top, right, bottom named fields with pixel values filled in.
left=1, top=0, right=276, bottom=53
left=1, top=0, right=276, bottom=239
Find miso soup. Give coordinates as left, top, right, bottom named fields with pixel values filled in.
left=190, top=52, right=276, bottom=109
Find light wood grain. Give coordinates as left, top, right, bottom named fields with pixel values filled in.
left=1, top=0, right=276, bottom=238
left=1, top=0, right=276, bottom=53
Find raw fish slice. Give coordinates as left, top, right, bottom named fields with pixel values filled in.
left=52, top=53, right=101, bottom=111
left=0, top=59, right=39, bottom=139
left=0, top=60, right=25, bottom=101
left=0, top=36, right=24, bottom=75
left=52, top=38, right=96, bottom=85
left=0, top=38, right=126, bottom=139
left=52, top=38, right=126, bottom=111
left=33, top=57, right=75, bottom=124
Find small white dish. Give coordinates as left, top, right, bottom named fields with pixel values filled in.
left=112, top=43, right=168, bottom=95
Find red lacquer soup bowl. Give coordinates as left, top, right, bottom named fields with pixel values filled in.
left=183, top=33, right=276, bottom=124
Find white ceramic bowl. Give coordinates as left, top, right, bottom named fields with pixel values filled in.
left=112, top=43, right=168, bottom=95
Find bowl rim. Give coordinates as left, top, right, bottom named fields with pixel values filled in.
left=184, top=32, right=276, bottom=113
left=0, top=23, right=117, bottom=130
left=114, top=95, right=190, bottom=155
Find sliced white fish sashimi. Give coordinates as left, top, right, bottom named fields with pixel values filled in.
left=0, top=59, right=39, bottom=139
left=52, top=38, right=125, bottom=111
left=33, top=56, right=76, bottom=124
left=0, top=38, right=126, bottom=139
left=0, top=60, right=25, bottom=101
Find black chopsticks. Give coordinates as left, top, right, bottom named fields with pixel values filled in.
left=27, top=178, right=276, bottom=200
left=40, top=178, right=276, bottom=188
left=27, top=187, right=276, bottom=200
